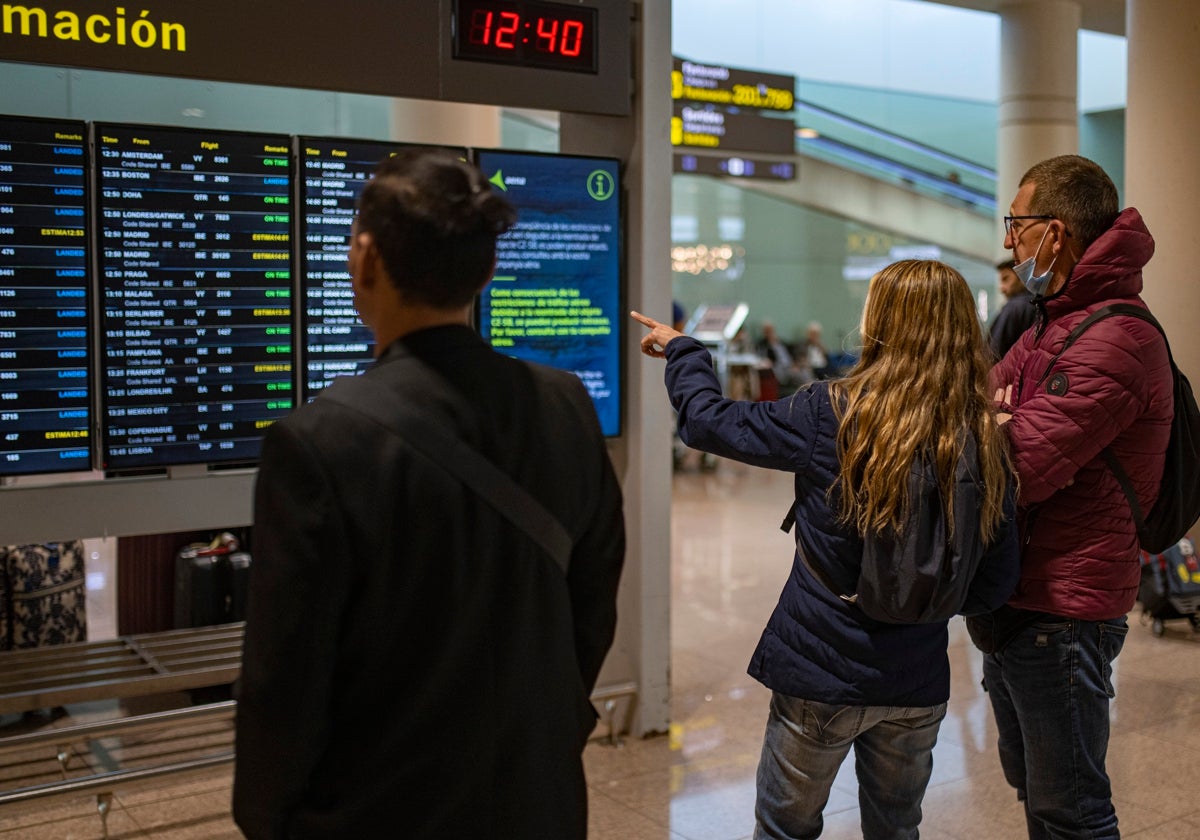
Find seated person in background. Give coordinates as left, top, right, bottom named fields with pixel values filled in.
left=803, top=321, right=830, bottom=380
left=757, top=321, right=806, bottom=392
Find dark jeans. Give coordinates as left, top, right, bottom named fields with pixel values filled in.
left=982, top=615, right=1129, bottom=839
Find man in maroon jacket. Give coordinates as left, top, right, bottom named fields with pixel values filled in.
left=978, top=155, right=1173, bottom=839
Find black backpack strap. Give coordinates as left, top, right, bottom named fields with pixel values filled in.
left=1100, top=449, right=1147, bottom=533
left=1037, top=305, right=1137, bottom=388
left=779, top=508, right=857, bottom=605
left=320, top=369, right=572, bottom=576
left=1037, top=303, right=1171, bottom=534
left=796, top=535, right=858, bottom=605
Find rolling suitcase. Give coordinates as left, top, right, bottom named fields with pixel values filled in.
left=1138, top=536, right=1200, bottom=637
left=0, top=541, right=88, bottom=651
left=173, top=532, right=251, bottom=629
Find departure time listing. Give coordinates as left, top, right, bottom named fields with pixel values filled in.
left=0, top=115, right=91, bottom=476
left=96, top=124, right=293, bottom=470
left=299, top=139, right=389, bottom=400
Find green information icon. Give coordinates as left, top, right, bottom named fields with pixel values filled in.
left=586, top=169, right=615, bottom=201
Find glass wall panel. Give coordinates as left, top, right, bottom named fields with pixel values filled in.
left=672, top=175, right=996, bottom=362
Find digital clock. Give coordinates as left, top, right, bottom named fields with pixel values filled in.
left=452, top=0, right=599, bottom=74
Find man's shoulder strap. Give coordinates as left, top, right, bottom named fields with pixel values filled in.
left=1040, top=303, right=1177, bottom=542
left=1037, top=303, right=1168, bottom=388
left=320, top=364, right=572, bottom=575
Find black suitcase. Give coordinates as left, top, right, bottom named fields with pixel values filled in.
left=0, top=541, right=88, bottom=650
left=1138, top=536, right=1200, bottom=637
left=174, top=532, right=250, bottom=629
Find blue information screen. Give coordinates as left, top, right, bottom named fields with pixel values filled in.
left=0, top=115, right=92, bottom=476
left=474, top=150, right=622, bottom=437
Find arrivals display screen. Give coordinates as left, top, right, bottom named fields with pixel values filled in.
left=298, top=138, right=466, bottom=401
left=0, top=115, right=92, bottom=476
left=95, top=123, right=294, bottom=471
left=473, top=149, right=621, bottom=437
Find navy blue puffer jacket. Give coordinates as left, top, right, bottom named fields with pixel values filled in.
left=664, top=338, right=1019, bottom=706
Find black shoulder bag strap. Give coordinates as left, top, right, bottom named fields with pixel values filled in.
left=780, top=506, right=858, bottom=604
left=1036, top=303, right=1170, bottom=532
left=320, top=370, right=572, bottom=576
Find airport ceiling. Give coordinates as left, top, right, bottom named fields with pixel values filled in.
left=925, top=0, right=1125, bottom=37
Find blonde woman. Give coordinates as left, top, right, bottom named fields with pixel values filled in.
left=632, top=259, right=1019, bottom=840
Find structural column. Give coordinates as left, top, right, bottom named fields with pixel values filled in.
left=560, top=2, right=674, bottom=736
left=1125, top=0, right=1200, bottom=381
left=996, top=0, right=1081, bottom=253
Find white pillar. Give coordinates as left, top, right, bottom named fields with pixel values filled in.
left=996, top=0, right=1081, bottom=255
left=560, top=3, right=673, bottom=736
left=389, top=97, right=501, bottom=148
left=1125, top=0, right=1200, bottom=381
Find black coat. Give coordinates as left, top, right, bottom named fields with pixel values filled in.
left=988, top=290, right=1038, bottom=361
left=233, top=325, right=625, bottom=840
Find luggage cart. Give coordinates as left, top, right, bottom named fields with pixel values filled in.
left=1137, top=536, right=1200, bottom=637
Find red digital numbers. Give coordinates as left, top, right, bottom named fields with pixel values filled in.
left=494, top=11, right=520, bottom=49
left=535, top=16, right=558, bottom=53
left=467, top=10, right=493, bottom=45
left=456, top=1, right=597, bottom=73
left=533, top=17, right=584, bottom=57
left=560, top=20, right=584, bottom=57
left=468, top=9, right=518, bottom=51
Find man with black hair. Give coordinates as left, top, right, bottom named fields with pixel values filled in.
left=976, top=155, right=1172, bottom=839
left=987, top=257, right=1037, bottom=360
left=233, top=149, right=625, bottom=840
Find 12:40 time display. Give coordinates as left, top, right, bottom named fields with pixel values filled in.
left=452, top=0, right=599, bottom=74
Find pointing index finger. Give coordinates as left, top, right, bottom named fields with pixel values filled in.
left=629, top=310, right=660, bottom=329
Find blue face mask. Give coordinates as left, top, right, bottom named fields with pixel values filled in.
left=1013, top=224, right=1058, bottom=297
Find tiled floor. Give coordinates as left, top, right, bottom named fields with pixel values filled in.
left=4, top=460, right=1200, bottom=837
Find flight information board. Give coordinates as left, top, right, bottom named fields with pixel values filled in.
left=95, top=123, right=294, bottom=471
left=473, top=149, right=622, bottom=437
left=0, top=115, right=92, bottom=476
left=298, top=138, right=466, bottom=400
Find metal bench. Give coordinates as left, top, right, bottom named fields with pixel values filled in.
left=0, top=624, right=243, bottom=838
left=0, top=622, right=243, bottom=716
left=0, top=622, right=636, bottom=837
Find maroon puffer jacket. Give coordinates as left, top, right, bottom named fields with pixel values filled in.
left=990, top=208, right=1172, bottom=620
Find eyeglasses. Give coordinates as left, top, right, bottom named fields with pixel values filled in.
left=1003, top=214, right=1055, bottom=237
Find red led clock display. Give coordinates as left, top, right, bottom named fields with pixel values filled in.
left=453, top=0, right=599, bottom=74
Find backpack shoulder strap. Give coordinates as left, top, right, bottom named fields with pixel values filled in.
left=1040, top=303, right=1172, bottom=536
left=1036, top=304, right=1160, bottom=388
left=1096, top=302, right=1169, bottom=345
left=320, top=364, right=573, bottom=575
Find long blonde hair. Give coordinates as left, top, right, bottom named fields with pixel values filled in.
left=828, top=259, right=1010, bottom=543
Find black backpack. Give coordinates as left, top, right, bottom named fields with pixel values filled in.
left=781, top=435, right=989, bottom=624
left=1037, top=303, right=1200, bottom=554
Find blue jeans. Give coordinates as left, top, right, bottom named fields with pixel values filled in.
left=982, top=615, right=1129, bottom=839
left=753, top=691, right=946, bottom=840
